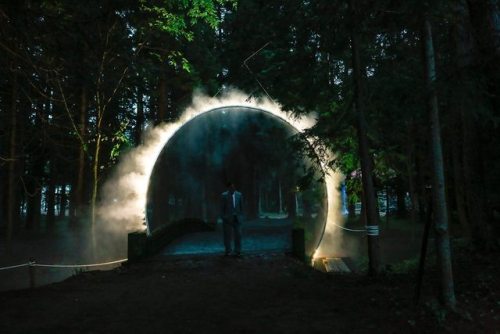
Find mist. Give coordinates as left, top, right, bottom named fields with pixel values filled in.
left=96, top=89, right=351, bottom=259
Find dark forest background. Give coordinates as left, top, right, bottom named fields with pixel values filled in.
left=1, top=0, right=499, bottom=295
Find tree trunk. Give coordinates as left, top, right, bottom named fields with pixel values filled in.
left=251, top=167, right=259, bottom=220
left=447, top=4, right=473, bottom=239
left=59, top=184, right=67, bottom=218
left=458, top=0, right=495, bottom=245
left=461, top=103, right=490, bottom=243
left=73, top=86, right=88, bottom=222
left=135, top=86, right=144, bottom=145
left=422, top=14, right=456, bottom=308
left=348, top=201, right=356, bottom=219
left=467, top=0, right=500, bottom=58
left=158, top=72, right=167, bottom=123
left=451, top=137, right=471, bottom=239
left=385, top=187, right=390, bottom=225
left=25, top=101, right=45, bottom=230
left=0, top=168, right=5, bottom=225
left=6, top=69, right=19, bottom=252
left=349, top=0, right=382, bottom=275
left=413, top=137, right=429, bottom=223
left=406, top=124, right=421, bottom=225
left=90, top=84, right=105, bottom=227
left=25, top=179, right=41, bottom=230
left=395, top=176, right=407, bottom=218
left=46, top=167, right=56, bottom=227
left=287, top=190, right=296, bottom=220
left=90, top=130, right=102, bottom=227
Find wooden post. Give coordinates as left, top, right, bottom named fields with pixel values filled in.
left=128, top=231, right=147, bottom=262
left=29, top=258, right=36, bottom=289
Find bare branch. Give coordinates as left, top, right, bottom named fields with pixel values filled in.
left=0, top=41, right=30, bottom=64
left=101, top=39, right=146, bottom=116
left=0, top=156, right=16, bottom=162
left=19, top=176, right=41, bottom=198
left=56, top=78, right=89, bottom=156
left=0, top=8, right=8, bottom=19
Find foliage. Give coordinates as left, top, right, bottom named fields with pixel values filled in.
left=109, top=121, right=132, bottom=166
left=0, top=0, right=498, bottom=246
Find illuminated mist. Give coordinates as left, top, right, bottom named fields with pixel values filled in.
left=97, top=89, right=349, bottom=258
left=313, top=171, right=349, bottom=258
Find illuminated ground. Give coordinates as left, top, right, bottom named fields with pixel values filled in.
left=162, top=218, right=292, bottom=255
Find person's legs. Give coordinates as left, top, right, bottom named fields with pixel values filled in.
left=223, top=220, right=232, bottom=254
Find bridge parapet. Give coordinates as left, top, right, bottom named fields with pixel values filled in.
left=127, top=219, right=215, bottom=262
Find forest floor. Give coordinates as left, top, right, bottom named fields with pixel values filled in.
left=0, top=239, right=498, bottom=333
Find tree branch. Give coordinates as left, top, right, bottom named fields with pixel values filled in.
left=56, top=78, right=89, bottom=156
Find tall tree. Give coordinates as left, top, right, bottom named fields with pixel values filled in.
left=6, top=67, right=18, bottom=252
left=349, top=0, right=382, bottom=275
left=421, top=9, right=456, bottom=308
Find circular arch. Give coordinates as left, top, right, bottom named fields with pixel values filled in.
left=145, top=105, right=328, bottom=257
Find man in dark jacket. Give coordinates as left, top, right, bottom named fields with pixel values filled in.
left=221, top=181, right=244, bottom=257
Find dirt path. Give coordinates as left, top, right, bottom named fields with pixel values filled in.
left=1, top=249, right=498, bottom=333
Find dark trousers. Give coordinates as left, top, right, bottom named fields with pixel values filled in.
left=223, top=215, right=241, bottom=254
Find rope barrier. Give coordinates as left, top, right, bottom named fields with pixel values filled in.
left=332, top=222, right=366, bottom=232
left=332, top=223, right=382, bottom=235
left=0, top=263, right=31, bottom=271
left=33, top=259, right=128, bottom=268
left=0, top=259, right=127, bottom=271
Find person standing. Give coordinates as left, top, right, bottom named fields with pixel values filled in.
left=221, top=181, right=243, bottom=257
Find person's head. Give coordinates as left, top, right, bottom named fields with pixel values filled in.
left=226, top=181, right=235, bottom=192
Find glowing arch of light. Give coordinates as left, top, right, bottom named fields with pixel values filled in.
left=98, top=92, right=343, bottom=258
